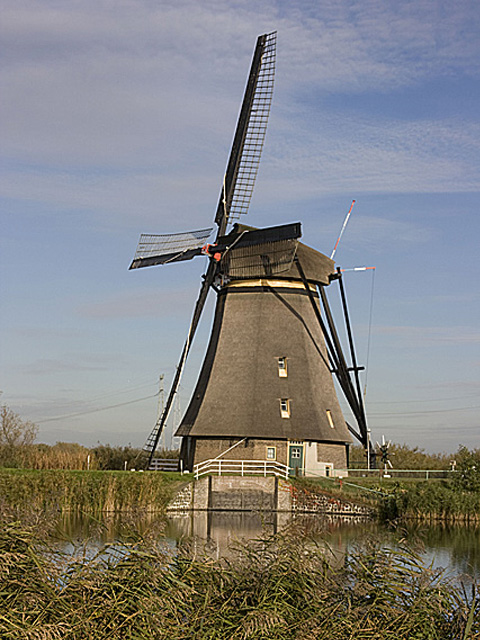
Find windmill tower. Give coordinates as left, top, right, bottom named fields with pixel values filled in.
left=130, top=33, right=371, bottom=475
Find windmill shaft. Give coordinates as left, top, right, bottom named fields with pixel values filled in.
left=296, top=257, right=369, bottom=449
left=337, top=272, right=368, bottom=431
left=319, top=286, right=368, bottom=440
left=144, top=260, right=217, bottom=466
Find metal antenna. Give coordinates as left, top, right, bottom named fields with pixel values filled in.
left=330, top=200, right=355, bottom=260
left=339, top=267, right=376, bottom=402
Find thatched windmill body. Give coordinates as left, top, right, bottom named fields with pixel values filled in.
left=130, top=33, right=370, bottom=475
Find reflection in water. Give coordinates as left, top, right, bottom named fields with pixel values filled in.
left=404, top=522, right=480, bottom=578
left=52, top=511, right=171, bottom=556
left=50, top=511, right=480, bottom=578
left=165, top=511, right=377, bottom=561
left=166, top=511, right=382, bottom=566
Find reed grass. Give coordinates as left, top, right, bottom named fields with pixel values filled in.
left=0, top=518, right=478, bottom=639
left=0, top=469, right=189, bottom=516
left=297, top=475, right=480, bottom=523
left=379, top=479, right=480, bottom=523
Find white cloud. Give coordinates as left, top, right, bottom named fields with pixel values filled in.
left=1, top=0, right=479, bottom=224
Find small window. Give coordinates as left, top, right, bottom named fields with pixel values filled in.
left=326, top=410, right=335, bottom=428
left=280, top=398, right=290, bottom=418
left=277, top=357, right=288, bottom=377
left=266, top=446, right=276, bottom=460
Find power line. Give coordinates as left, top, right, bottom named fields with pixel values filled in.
left=36, top=394, right=158, bottom=424
left=368, top=392, right=479, bottom=405
left=369, top=404, right=480, bottom=417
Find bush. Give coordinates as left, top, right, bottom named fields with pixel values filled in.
left=453, top=446, right=480, bottom=492
left=90, top=444, right=144, bottom=470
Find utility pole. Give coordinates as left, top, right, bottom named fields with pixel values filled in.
left=157, top=374, right=165, bottom=451
left=172, top=391, right=181, bottom=450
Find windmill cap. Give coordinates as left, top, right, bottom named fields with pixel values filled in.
left=223, top=222, right=336, bottom=286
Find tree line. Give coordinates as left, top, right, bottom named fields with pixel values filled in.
left=0, top=403, right=178, bottom=470
left=1, top=402, right=478, bottom=479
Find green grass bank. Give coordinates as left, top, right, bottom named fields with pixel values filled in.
left=296, top=476, right=480, bottom=522
left=0, top=468, right=190, bottom=515
left=2, top=469, right=480, bottom=522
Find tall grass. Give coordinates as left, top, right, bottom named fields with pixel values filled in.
left=299, top=475, right=480, bottom=522
left=379, top=479, right=480, bottom=523
left=0, top=469, right=188, bottom=515
left=0, top=518, right=477, bottom=639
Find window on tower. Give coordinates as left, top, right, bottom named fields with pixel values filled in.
left=266, top=446, right=276, bottom=460
left=326, top=410, right=335, bottom=428
left=277, top=357, right=288, bottom=377
left=280, top=398, right=290, bottom=418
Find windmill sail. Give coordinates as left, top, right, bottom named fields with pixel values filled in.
left=129, top=228, right=213, bottom=269
left=139, top=34, right=277, bottom=466
left=215, top=31, right=276, bottom=235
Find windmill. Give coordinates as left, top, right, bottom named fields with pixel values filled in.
left=377, top=436, right=393, bottom=477
left=130, top=32, right=373, bottom=475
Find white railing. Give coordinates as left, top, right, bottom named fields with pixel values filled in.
left=347, top=468, right=454, bottom=480
left=194, top=458, right=290, bottom=480
left=148, top=458, right=179, bottom=472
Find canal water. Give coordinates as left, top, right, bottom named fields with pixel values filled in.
left=52, top=510, right=480, bottom=579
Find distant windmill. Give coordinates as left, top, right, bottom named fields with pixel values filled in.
left=130, top=32, right=373, bottom=475
left=377, top=435, right=393, bottom=476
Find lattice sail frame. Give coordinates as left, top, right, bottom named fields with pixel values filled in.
left=221, top=238, right=299, bottom=279
left=131, top=228, right=213, bottom=267
left=223, top=32, right=276, bottom=225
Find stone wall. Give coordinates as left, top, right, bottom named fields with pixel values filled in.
left=167, top=476, right=374, bottom=517
left=290, top=484, right=373, bottom=516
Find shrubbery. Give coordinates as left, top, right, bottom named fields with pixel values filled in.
left=453, top=445, right=480, bottom=492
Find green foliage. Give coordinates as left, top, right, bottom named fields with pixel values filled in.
left=350, top=443, right=452, bottom=470
left=453, top=446, right=480, bottom=492
left=0, top=440, right=175, bottom=471
left=154, top=447, right=180, bottom=460
left=90, top=444, right=144, bottom=470
left=379, top=478, right=480, bottom=522
left=0, top=521, right=477, bottom=639
left=0, top=404, right=39, bottom=468
left=0, top=441, right=93, bottom=470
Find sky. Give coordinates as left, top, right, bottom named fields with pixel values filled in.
left=1, top=0, right=479, bottom=455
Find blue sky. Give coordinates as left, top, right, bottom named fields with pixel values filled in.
left=1, top=0, right=479, bottom=454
